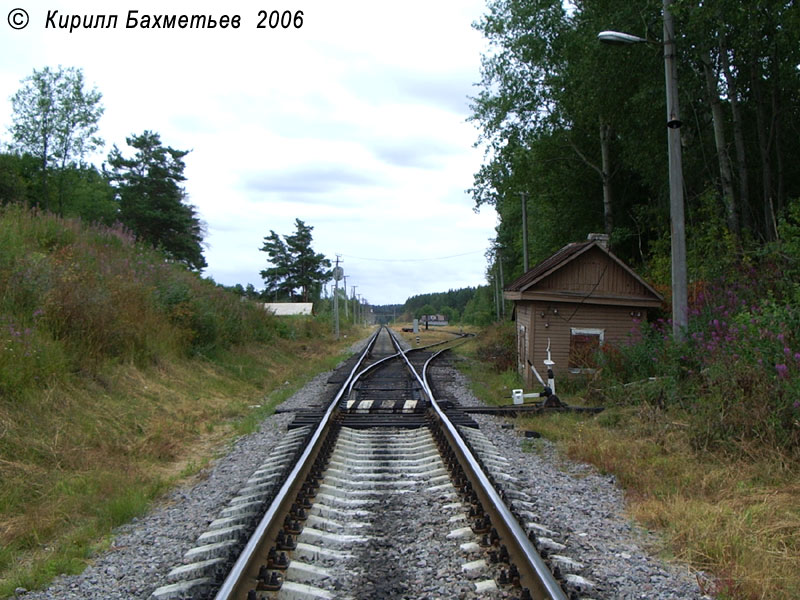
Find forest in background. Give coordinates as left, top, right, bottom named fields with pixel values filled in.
left=464, top=0, right=800, bottom=459
left=387, top=1, right=800, bottom=337
left=391, top=1, right=800, bottom=458
left=1, top=5, right=799, bottom=596
left=471, top=0, right=800, bottom=290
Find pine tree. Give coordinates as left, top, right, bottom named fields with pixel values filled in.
left=107, top=131, right=206, bottom=271
left=259, top=219, right=330, bottom=302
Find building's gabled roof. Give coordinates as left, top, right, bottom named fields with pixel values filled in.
left=504, top=238, right=663, bottom=304
left=506, top=240, right=593, bottom=292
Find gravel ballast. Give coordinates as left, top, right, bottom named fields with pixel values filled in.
left=442, top=370, right=709, bottom=600
left=20, top=340, right=708, bottom=600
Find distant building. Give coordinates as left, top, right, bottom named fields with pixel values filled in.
left=420, top=314, right=449, bottom=327
left=263, top=303, right=314, bottom=316
left=504, top=234, right=663, bottom=385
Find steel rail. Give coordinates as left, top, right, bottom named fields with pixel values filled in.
left=213, top=328, right=381, bottom=600
left=389, top=330, right=568, bottom=600
left=346, top=350, right=403, bottom=398
left=345, top=329, right=464, bottom=398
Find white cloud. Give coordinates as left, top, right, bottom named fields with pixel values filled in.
left=0, top=0, right=495, bottom=304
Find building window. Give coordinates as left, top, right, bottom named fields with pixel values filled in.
left=568, top=328, right=604, bottom=372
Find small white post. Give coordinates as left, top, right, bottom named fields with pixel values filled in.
left=544, top=338, right=556, bottom=395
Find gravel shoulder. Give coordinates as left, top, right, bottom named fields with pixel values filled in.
left=20, top=340, right=708, bottom=600
left=442, top=366, right=709, bottom=600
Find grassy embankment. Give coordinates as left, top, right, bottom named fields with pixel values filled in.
left=0, top=206, right=365, bottom=597
left=452, top=323, right=799, bottom=600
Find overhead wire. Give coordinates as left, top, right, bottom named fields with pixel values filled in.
left=342, top=250, right=485, bottom=263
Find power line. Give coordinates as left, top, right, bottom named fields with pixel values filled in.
left=343, top=250, right=484, bottom=263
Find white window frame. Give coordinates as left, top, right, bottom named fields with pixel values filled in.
left=568, top=327, right=604, bottom=373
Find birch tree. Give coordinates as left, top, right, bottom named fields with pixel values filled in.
left=9, top=66, right=104, bottom=213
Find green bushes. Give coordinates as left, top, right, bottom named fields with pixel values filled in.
left=0, top=316, right=67, bottom=397
left=0, top=205, right=366, bottom=597
left=596, top=253, right=800, bottom=456
left=473, top=320, right=517, bottom=372
left=0, top=206, right=290, bottom=397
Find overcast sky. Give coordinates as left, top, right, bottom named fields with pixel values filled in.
left=1, top=0, right=498, bottom=305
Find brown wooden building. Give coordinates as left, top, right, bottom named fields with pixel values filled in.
left=504, top=234, right=663, bottom=386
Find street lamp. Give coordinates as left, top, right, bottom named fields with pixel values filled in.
left=598, top=0, right=688, bottom=341
left=596, top=31, right=647, bottom=45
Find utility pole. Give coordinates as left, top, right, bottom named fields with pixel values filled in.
left=494, top=268, right=500, bottom=322
left=597, top=6, right=687, bottom=340
left=351, top=286, right=358, bottom=325
left=343, top=275, right=349, bottom=319
left=519, top=192, right=529, bottom=272
left=333, top=255, right=342, bottom=339
left=498, top=248, right=505, bottom=318
left=663, top=0, right=688, bottom=340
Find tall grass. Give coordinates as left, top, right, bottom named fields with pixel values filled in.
left=457, top=322, right=800, bottom=600
left=0, top=206, right=358, bottom=597
left=0, top=205, right=283, bottom=391
left=596, top=258, right=800, bottom=457
left=564, top=242, right=800, bottom=599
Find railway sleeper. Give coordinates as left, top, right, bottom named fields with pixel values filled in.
left=445, top=423, right=599, bottom=600
left=148, top=426, right=314, bottom=600
left=153, top=329, right=591, bottom=600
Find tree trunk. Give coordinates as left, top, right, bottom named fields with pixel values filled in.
left=56, top=145, right=69, bottom=218
left=567, top=124, right=613, bottom=237
left=701, top=51, right=739, bottom=242
left=752, top=66, right=777, bottom=241
left=40, top=135, right=49, bottom=210
left=600, top=122, right=613, bottom=236
left=56, top=170, right=66, bottom=217
left=494, top=270, right=500, bottom=322
left=720, top=45, right=751, bottom=234
left=772, top=73, right=785, bottom=219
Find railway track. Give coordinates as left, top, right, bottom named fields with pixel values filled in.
left=150, top=327, right=590, bottom=600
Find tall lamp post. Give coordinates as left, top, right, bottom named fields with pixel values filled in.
left=598, top=0, right=688, bottom=341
